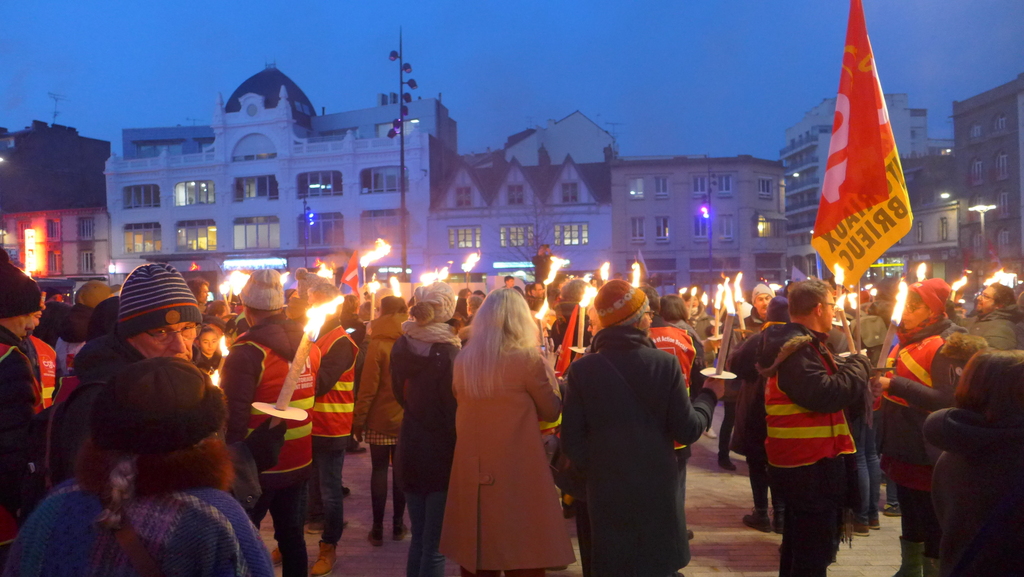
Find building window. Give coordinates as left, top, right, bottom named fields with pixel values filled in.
left=79, top=250, right=95, bottom=274
left=694, top=214, right=709, bottom=239
left=555, top=223, right=589, bottom=246
left=124, top=222, right=162, bottom=253
left=998, top=228, right=1011, bottom=246
left=231, top=152, right=276, bottom=162
left=999, top=190, right=1010, bottom=217
left=233, top=216, right=280, bottom=249
left=970, top=123, right=982, bottom=138
left=630, top=217, right=645, bottom=242
left=176, top=219, right=217, bottom=251
left=628, top=177, right=644, bottom=200
left=47, top=250, right=61, bottom=274
left=361, top=209, right=402, bottom=244
left=719, top=214, right=735, bottom=240
left=299, top=212, right=344, bottom=247
left=455, top=187, right=473, bottom=208
left=995, top=114, right=1007, bottom=131
left=360, top=167, right=403, bottom=194
left=916, top=220, right=924, bottom=243
left=507, top=185, right=524, bottom=205
left=175, top=181, right=216, bottom=205
left=692, top=176, right=707, bottom=195
left=716, top=174, right=733, bottom=196
left=940, top=217, right=948, bottom=241
left=655, top=217, right=669, bottom=242
left=972, top=232, right=983, bottom=251
left=123, top=184, right=160, bottom=208
left=78, top=217, right=95, bottom=240
left=996, top=152, right=1009, bottom=180
left=758, top=178, right=774, bottom=200
left=500, top=225, right=534, bottom=247
left=971, top=159, right=983, bottom=185
left=233, top=175, right=279, bottom=201
left=561, top=182, right=579, bottom=203
left=448, top=226, right=481, bottom=249
left=297, top=171, right=343, bottom=198
left=46, top=219, right=61, bottom=240
left=756, top=215, right=776, bottom=238
left=654, top=176, right=669, bottom=199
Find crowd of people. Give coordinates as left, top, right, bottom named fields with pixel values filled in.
left=1, top=243, right=1023, bottom=577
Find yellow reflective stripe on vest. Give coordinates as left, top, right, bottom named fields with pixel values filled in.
left=313, top=402, right=354, bottom=413
left=765, top=403, right=811, bottom=416
left=767, top=423, right=851, bottom=439
left=331, top=380, right=355, bottom=392
left=283, top=422, right=312, bottom=441
left=898, top=348, right=933, bottom=387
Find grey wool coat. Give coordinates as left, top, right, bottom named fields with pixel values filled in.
left=562, top=325, right=718, bottom=577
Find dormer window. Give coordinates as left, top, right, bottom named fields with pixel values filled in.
left=455, top=187, right=473, bottom=208
left=507, top=185, right=524, bottom=205
left=561, top=182, right=579, bottom=203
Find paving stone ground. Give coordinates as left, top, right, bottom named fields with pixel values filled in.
left=261, top=404, right=902, bottom=576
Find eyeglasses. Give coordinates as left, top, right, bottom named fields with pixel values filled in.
left=822, top=301, right=836, bottom=309
left=978, top=293, right=995, bottom=301
left=144, top=323, right=199, bottom=344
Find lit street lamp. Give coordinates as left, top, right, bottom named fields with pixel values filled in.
left=969, top=203, right=997, bottom=285
left=387, top=29, right=419, bottom=282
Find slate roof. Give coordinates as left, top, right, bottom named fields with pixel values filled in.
left=225, top=66, right=315, bottom=128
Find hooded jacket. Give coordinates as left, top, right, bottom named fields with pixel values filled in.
left=963, top=304, right=1024, bottom=350
left=354, top=313, right=405, bottom=438
left=390, top=334, right=459, bottom=495
left=0, top=326, right=38, bottom=531
left=924, top=408, right=1024, bottom=576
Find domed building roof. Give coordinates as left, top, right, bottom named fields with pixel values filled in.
left=225, top=66, right=316, bottom=127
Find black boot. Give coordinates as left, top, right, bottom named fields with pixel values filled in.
left=772, top=508, right=784, bottom=534
left=742, top=509, right=772, bottom=532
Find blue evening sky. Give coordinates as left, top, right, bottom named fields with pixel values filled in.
left=2, top=0, right=1022, bottom=158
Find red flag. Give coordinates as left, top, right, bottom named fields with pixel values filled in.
left=554, top=304, right=579, bottom=377
left=811, top=0, right=912, bottom=283
left=342, top=250, right=359, bottom=294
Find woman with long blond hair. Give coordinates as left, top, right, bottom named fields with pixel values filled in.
left=439, top=288, right=575, bottom=577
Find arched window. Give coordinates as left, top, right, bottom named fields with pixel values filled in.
left=998, top=228, right=1011, bottom=247
left=996, top=151, right=1009, bottom=180
left=231, top=133, right=277, bottom=161
left=970, top=123, right=982, bottom=138
left=971, top=159, right=984, bottom=185
left=995, top=114, right=1007, bottom=131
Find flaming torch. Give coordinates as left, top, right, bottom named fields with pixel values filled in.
left=877, top=279, right=909, bottom=369
left=389, top=276, right=402, bottom=299
left=572, top=285, right=599, bottom=353
left=702, top=282, right=737, bottom=380
left=630, top=262, right=642, bottom=288
left=534, top=257, right=568, bottom=344
left=599, top=262, right=610, bottom=285
left=252, top=296, right=345, bottom=424
left=949, top=275, right=968, bottom=302
left=711, top=282, right=725, bottom=340
left=210, top=336, right=232, bottom=388
left=316, top=262, right=334, bottom=280
left=359, top=238, right=392, bottom=285
left=916, top=262, right=927, bottom=282
left=983, top=268, right=1015, bottom=288
left=461, top=252, right=480, bottom=289
left=734, top=273, right=746, bottom=332
left=367, top=275, right=382, bottom=318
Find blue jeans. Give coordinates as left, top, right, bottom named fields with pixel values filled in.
left=313, top=446, right=347, bottom=544
left=250, top=481, right=309, bottom=577
left=853, top=417, right=881, bottom=524
left=405, top=490, right=447, bottom=577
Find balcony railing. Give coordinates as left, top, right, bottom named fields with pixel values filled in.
left=780, top=134, right=820, bottom=156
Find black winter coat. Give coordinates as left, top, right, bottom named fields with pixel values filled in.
left=0, top=326, right=37, bottom=521
left=728, top=331, right=770, bottom=458
left=963, top=304, right=1024, bottom=350
left=390, top=335, right=459, bottom=496
left=561, top=326, right=717, bottom=577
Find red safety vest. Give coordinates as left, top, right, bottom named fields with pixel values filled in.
left=30, top=336, right=57, bottom=409
left=312, top=326, right=357, bottom=438
left=235, top=336, right=321, bottom=477
left=649, top=325, right=697, bottom=449
left=764, top=344, right=856, bottom=468
left=883, top=335, right=943, bottom=407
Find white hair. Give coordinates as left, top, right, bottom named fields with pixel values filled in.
left=455, top=288, right=539, bottom=400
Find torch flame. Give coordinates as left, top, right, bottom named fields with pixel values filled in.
left=389, top=276, right=402, bottom=298
left=367, top=275, right=381, bottom=295
left=847, top=292, right=858, bottom=308
left=359, top=238, right=392, bottom=268
left=983, top=268, right=1015, bottom=287
left=630, top=262, right=641, bottom=288
left=219, top=280, right=231, bottom=298
left=438, top=266, right=449, bottom=281
left=916, top=262, right=927, bottom=282
left=211, top=371, right=220, bottom=388
left=833, top=264, right=845, bottom=289
left=690, top=287, right=698, bottom=297
left=768, top=283, right=782, bottom=292
left=870, top=288, right=878, bottom=297
left=700, top=292, right=709, bottom=307
left=836, top=293, right=847, bottom=309
left=950, top=275, right=968, bottom=294
left=304, top=296, right=345, bottom=341
left=599, top=262, right=610, bottom=282
left=279, top=272, right=290, bottom=286
left=713, top=283, right=725, bottom=313
left=219, top=335, right=230, bottom=357
left=733, top=272, right=744, bottom=303
left=316, top=262, right=334, bottom=279
left=227, top=270, right=251, bottom=297
left=579, top=285, right=598, bottom=309
left=460, top=252, right=481, bottom=274
left=723, top=281, right=736, bottom=316
left=544, top=257, right=567, bottom=287
left=891, top=280, right=909, bottom=325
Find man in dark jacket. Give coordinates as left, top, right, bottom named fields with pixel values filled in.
left=0, top=252, right=44, bottom=563
left=757, top=279, right=877, bottom=577
left=562, top=280, right=723, bottom=577
left=965, top=283, right=1024, bottom=350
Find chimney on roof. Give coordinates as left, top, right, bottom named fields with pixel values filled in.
left=538, top=145, right=551, bottom=166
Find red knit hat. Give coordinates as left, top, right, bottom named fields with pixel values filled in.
left=595, top=280, right=648, bottom=327
left=909, top=278, right=951, bottom=316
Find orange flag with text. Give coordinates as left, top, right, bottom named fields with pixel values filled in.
left=811, top=0, right=913, bottom=285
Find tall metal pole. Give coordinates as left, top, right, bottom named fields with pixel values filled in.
left=706, top=157, right=714, bottom=289
left=398, top=28, right=408, bottom=282
left=303, top=198, right=309, bottom=267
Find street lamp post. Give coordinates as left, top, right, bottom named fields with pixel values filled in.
left=387, top=29, right=418, bottom=282
left=969, top=203, right=997, bottom=286
left=303, top=198, right=312, bottom=268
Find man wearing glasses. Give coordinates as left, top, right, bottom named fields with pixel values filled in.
left=964, top=283, right=1024, bottom=350
left=756, top=279, right=879, bottom=577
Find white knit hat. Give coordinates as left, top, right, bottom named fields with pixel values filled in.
left=240, top=270, right=284, bottom=311
left=417, top=282, right=457, bottom=323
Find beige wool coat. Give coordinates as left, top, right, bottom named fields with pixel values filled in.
left=439, top=350, right=576, bottom=571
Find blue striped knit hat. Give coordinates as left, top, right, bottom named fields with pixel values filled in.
left=118, top=264, right=203, bottom=337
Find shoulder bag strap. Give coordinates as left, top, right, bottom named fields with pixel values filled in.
left=593, top=353, right=660, bottom=426
left=114, top=522, right=166, bottom=577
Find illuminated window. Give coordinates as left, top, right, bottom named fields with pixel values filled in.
left=500, top=225, right=534, bottom=247
left=176, top=220, right=217, bottom=251
left=175, top=181, right=216, bottom=205
left=756, top=215, right=775, bottom=238
left=124, top=223, right=162, bottom=253
left=233, top=216, right=279, bottom=249
left=555, top=223, right=589, bottom=246
left=628, top=177, right=644, bottom=200
left=449, top=226, right=481, bottom=249
left=297, top=171, right=343, bottom=198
